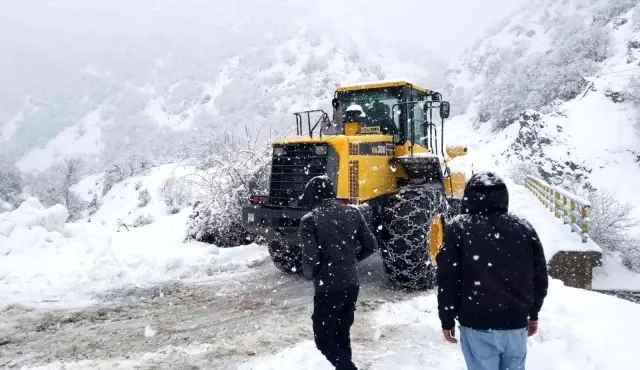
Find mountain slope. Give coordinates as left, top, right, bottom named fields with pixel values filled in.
left=0, top=0, right=448, bottom=173
left=444, top=0, right=640, bottom=218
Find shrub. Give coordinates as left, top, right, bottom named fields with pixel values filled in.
left=185, top=135, right=270, bottom=247
left=87, top=194, right=101, bottom=216
left=159, top=177, right=191, bottom=214
left=132, top=214, right=154, bottom=228
left=137, top=189, right=151, bottom=208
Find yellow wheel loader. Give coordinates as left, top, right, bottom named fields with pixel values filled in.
left=242, top=80, right=467, bottom=289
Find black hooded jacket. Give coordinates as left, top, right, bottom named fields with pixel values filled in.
left=299, top=176, right=378, bottom=292
left=436, top=172, right=549, bottom=331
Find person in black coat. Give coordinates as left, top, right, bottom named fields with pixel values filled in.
left=436, top=172, right=549, bottom=370
left=299, top=176, right=378, bottom=370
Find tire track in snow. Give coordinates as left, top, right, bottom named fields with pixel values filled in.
left=0, top=255, right=419, bottom=369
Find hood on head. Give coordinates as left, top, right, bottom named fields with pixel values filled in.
left=462, top=172, right=509, bottom=215
left=301, top=176, right=336, bottom=209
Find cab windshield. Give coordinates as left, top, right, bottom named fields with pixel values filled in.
left=336, top=87, right=404, bottom=134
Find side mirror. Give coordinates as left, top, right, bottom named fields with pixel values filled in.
left=440, top=101, right=450, bottom=119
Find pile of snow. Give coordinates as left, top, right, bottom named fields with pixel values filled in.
left=593, top=252, right=640, bottom=290
left=0, top=198, right=68, bottom=236
left=0, top=198, right=270, bottom=308
left=0, top=199, right=11, bottom=212
left=239, top=280, right=640, bottom=369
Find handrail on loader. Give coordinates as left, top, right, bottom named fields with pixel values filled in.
left=294, top=110, right=331, bottom=138
left=525, top=175, right=591, bottom=242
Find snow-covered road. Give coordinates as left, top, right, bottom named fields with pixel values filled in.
left=3, top=260, right=640, bottom=370
left=2, top=182, right=639, bottom=369
left=1, top=255, right=423, bottom=369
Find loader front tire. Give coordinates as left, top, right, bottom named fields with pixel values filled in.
left=380, top=186, right=447, bottom=290
left=267, top=241, right=302, bottom=274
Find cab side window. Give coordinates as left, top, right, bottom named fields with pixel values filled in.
left=412, top=102, right=425, bottom=146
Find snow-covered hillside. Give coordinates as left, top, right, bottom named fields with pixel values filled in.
left=445, top=0, right=640, bottom=201
left=440, top=0, right=640, bottom=277
left=0, top=0, right=453, bottom=174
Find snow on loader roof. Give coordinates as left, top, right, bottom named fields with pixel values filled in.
left=337, top=79, right=430, bottom=93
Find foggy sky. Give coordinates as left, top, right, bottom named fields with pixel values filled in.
left=0, top=0, right=529, bottom=61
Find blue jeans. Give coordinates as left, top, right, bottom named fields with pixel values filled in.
left=460, top=326, right=527, bottom=370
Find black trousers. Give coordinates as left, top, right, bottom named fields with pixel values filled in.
left=312, top=286, right=360, bottom=370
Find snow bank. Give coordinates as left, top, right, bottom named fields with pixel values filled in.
left=0, top=199, right=270, bottom=308
left=0, top=198, right=68, bottom=236
left=0, top=197, right=13, bottom=212
left=593, top=252, right=640, bottom=291
left=240, top=280, right=640, bottom=369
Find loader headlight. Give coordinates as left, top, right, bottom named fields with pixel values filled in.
left=273, top=147, right=284, bottom=156
left=315, top=146, right=328, bottom=156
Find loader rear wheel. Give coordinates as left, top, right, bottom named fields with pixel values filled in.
left=267, top=241, right=302, bottom=274
left=380, top=186, right=447, bottom=290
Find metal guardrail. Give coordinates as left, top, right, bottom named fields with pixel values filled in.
left=525, top=175, right=591, bottom=243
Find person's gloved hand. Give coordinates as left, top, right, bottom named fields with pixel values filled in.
left=528, top=320, right=538, bottom=337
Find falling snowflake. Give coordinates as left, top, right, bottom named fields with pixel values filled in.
left=488, top=262, right=493, bottom=267
left=291, top=267, right=297, bottom=272
left=319, top=280, right=324, bottom=286
left=495, top=233, right=501, bottom=239
left=474, top=281, right=481, bottom=286
left=473, top=255, right=479, bottom=261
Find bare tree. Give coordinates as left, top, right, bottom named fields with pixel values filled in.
left=158, top=177, right=191, bottom=214
left=101, top=148, right=154, bottom=195
left=508, top=161, right=541, bottom=185
left=0, top=160, right=23, bottom=210
left=27, top=157, right=88, bottom=221
left=586, top=190, right=640, bottom=272
left=624, top=77, right=640, bottom=135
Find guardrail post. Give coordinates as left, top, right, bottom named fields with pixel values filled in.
left=554, top=191, right=561, bottom=218
left=562, top=196, right=568, bottom=224
left=581, top=205, right=589, bottom=243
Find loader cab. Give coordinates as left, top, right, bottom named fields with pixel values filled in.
left=334, top=81, right=433, bottom=147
